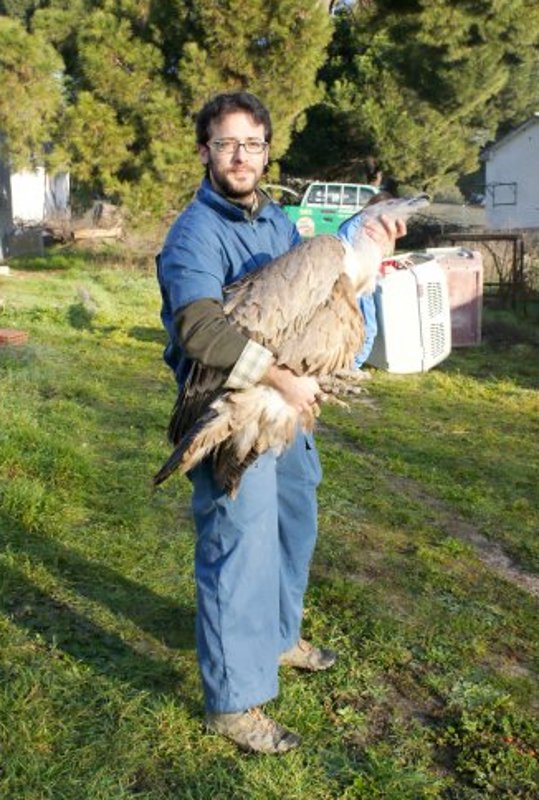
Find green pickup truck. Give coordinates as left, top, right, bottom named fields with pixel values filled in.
left=281, top=181, right=380, bottom=237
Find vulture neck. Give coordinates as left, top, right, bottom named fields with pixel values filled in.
left=341, top=237, right=378, bottom=295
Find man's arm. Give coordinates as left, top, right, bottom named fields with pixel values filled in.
left=175, top=298, right=274, bottom=389
left=176, top=298, right=320, bottom=412
left=175, top=298, right=249, bottom=370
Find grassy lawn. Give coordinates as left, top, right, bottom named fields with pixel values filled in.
left=0, top=245, right=538, bottom=799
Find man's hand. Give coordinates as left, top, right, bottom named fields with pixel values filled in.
left=262, top=363, right=320, bottom=414
left=363, top=215, right=407, bottom=256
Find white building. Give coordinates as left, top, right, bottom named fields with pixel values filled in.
left=0, top=161, right=70, bottom=258
left=482, top=113, right=539, bottom=229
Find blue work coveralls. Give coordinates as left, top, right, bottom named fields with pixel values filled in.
left=157, top=179, right=322, bottom=713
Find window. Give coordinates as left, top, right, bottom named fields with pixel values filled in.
left=304, top=182, right=380, bottom=210
left=306, top=184, right=325, bottom=205
left=326, top=184, right=342, bottom=205
left=491, top=182, right=517, bottom=207
left=342, top=186, right=358, bottom=206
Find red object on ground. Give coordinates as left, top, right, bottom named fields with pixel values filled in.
left=0, top=328, right=29, bottom=346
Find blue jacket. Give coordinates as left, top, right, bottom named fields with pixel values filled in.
left=157, top=178, right=301, bottom=384
left=337, top=212, right=378, bottom=367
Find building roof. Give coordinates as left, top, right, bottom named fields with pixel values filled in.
left=482, top=112, right=539, bottom=160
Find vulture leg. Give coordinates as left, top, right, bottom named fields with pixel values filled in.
left=320, top=395, right=350, bottom=410
left=332, top=368, right=372, bottom=382
left=318, top=375, right=366, bottom=396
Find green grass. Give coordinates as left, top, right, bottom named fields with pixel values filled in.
left=1, top=246, right=538, bottom=799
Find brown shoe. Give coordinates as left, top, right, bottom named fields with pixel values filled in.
left=206, top=707, right=301, bottom=754
left=279, top=638, right=337, bottom=671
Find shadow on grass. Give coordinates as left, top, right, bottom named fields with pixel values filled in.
left=1, top=519, right=195, bottom=652
left=129, top=325, right=167, bottom=345
left=442, top=351, right=539, bottom=393
left=0, top=517, right=199, bottom=711
left=127, top=754, right=247, bottom=797
left=441, top=309, right=539, bottom=390
left=67, top=302, right=94, bottom=330
left=8, top=245, right=155, bottom=274
left=7, top=253, right=77, bottom=272
left=1, top=566, right=193, bottom=697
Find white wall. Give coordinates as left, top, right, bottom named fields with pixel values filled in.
left=7, top=167, right=70, bottom=225
left=10, top=167, right=47, bottom=223
left=0, top=164, right=70, bottom=258
left=485, top=121, right=539, bottom=229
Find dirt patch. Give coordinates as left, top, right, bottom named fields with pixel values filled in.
left=387, top=473, right=539, bottom=600
left=320, top=422, right=539, bottom=600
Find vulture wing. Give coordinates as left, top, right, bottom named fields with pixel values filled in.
left=154, top=236, right=354, bottom=490
left=276, top=273, right=364, bottom=376
left=154, top=194, right=431, bottom=493
left=164, top=236, right=348, bottom=447
left=224, top=235, right=346, bottom=349
left=166, top=236, right=350, bottom=432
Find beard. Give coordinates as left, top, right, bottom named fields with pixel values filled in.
left=208, top=158, right=262, bottom=203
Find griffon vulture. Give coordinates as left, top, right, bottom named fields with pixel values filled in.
left=154, top=194, right=429, bottom=495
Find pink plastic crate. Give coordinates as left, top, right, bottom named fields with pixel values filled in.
left=426, top=248, right=483, bottom=347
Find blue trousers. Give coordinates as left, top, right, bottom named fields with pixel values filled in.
left=190, top=431, right=322, bottom=713
left=354, top=293, right=378, bottom=368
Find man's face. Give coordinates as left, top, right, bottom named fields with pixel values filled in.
left=198, top=111, right=269, bottom=203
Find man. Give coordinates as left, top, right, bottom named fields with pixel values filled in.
left=157, top=91, right=402, bottom=753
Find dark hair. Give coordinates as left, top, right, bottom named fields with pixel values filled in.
left=195, top=91, right=272, bottom=145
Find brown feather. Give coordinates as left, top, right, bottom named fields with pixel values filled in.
left=224, top=235, right=347, bottom=349
left=155, top=194, right=432, bottom=493
left=276, top=274, right=364, bottom=375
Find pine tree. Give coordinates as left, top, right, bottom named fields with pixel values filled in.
left=0, top=0, right=39, bottom=24
left=0, top=15, right=64, bottom=169
left=285, top=0, right=539, bottom=191
left=10, top=0, right=332, bottom=211
left=31, top=0, right=200, bottom=212
left=176, top=0, right=333, bottom=159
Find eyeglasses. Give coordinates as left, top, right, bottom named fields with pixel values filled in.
left=208, top=138, right=268, bottom=155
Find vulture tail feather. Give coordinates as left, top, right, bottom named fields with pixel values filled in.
left=167, top=392, right=186, bottom=445
left=167, top=363, right=226, bottom=446
left=154, top=403, right=232, bottom=486
left=212, top=442, right=261, bottom=498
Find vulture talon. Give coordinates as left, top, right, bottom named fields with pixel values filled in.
left=324, top=396, right=350, bottom=410
left=333, top=368, right=372, bottom=383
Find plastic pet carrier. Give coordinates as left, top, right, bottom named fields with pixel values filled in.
left=367, top=254, right=452, bottom=373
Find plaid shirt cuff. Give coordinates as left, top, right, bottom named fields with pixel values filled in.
left=224, top=339, right=274, bottom=390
